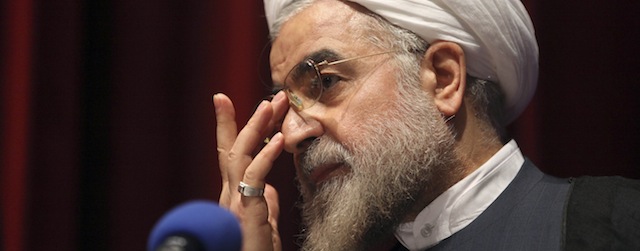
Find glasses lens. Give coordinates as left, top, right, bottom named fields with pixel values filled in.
left=284, top=60, right=323, bottom=111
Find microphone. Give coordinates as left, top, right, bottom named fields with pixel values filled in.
left=148, top=200, right=242, bottom=251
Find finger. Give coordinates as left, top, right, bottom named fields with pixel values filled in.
left=262, top=91, right=288, bottom=145
left=254, top=91, right=288, bottom=153
left=268, top=91, right=289, bottom=132
left=214, top=93, right=238, bottom=184
left=264, top=185, right=280, bottom=229
left=237, top=133, right=284, bottom=251
left=227, top=101, right=275, bottom=187
left=218, top=186, right=230, bottom=207
left=240, top=132, right=284, bottom=205
left=264, top=185, right=281, bottom=251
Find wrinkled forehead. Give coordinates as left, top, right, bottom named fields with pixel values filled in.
left=269, top=1, right=375, bottom=84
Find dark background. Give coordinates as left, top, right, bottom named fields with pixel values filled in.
left=2, top=0, right=639, bottom=250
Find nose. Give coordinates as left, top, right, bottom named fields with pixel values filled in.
left=281, top=108, right=324, bottom=154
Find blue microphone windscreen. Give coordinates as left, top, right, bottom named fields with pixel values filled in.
left=148, top=200, right=242, bottom=251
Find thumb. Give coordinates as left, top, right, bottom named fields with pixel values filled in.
left=264, top=184, right=282, bottom=251
left=264, top=184, right=280, bottom=227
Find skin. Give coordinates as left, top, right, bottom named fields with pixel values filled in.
left=214, top=1, right=503, bottom=250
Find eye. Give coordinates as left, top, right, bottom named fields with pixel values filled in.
left=318, top=74, right=342, bottom=90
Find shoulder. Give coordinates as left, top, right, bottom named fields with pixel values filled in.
left=564, top=176, right=640, bottom=250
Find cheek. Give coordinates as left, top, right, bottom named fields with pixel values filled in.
left=334, top=80, right=401, bottom=143
left=337, top=103, right=393, bottom=145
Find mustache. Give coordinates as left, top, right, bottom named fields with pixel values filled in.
left=299, top=137, right=353, bottom=177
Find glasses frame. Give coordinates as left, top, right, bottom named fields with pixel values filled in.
left=281, top=50, right=397, bottom=111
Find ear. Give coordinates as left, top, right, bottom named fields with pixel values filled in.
left=419, top=41, right=466, bottom=117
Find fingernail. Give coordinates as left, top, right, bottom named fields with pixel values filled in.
left=272, top=91, right=286, bottom=102
left=270, top=132, right=283, bottom=143
left=212, top=94, right=220, bottom=110
left=256, top=100, right=268, bottom=112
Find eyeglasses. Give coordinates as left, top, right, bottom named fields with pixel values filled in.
left=281, top=50, right=396, bottom=111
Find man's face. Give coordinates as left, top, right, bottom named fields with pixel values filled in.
left=270, top=2, right=458, bottom=250
left=270, top=1, right=404, bottom=189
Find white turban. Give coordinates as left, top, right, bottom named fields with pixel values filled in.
left=264, top=0, right=538, bottom=123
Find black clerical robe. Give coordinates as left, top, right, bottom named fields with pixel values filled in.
left=391, top=160, right=640, bottom=251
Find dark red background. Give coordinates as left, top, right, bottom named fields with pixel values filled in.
left=2, top=1, right=639, bottom=250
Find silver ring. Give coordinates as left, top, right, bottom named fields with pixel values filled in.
left=237, top=181, right=264, bottom=197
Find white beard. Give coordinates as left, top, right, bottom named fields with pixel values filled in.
left=296, top=86, right=459, bottom=251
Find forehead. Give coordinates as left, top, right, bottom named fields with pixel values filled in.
left=269, top=1, right=374, bottom=83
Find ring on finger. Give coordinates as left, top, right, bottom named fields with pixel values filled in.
left=238, top=181, right=265, bottom=197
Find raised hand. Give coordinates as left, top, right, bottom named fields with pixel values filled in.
left=214, top=91, right=289, bottom=251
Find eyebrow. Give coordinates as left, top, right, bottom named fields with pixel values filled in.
left=306, top=48, right=343, bottom=63
left=272, top=48, right=344, bottom=89
left=293, top=48, right=344, bottom=77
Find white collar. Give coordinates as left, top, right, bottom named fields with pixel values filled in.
left=395, top=140, right=525, bottom=251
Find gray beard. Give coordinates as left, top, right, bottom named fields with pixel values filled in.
left=296, top=88, right=459, bottom=251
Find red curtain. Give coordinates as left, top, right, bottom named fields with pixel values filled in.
left=1, top=1, right=639, bottom=251
left=512, top=0, right=640, bottom=179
